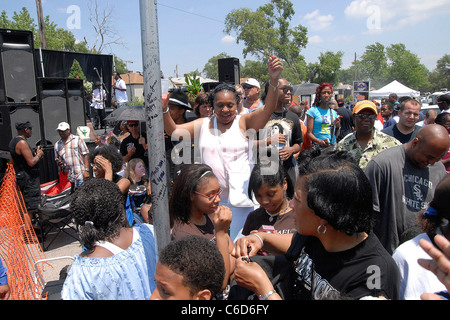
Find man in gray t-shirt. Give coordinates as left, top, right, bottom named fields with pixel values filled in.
left=365, top=124, right=450, bottom=254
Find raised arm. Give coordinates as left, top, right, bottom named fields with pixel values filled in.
left=161, top=95, right=200, bottom=139
left=243, top=56, right=284, bottom=132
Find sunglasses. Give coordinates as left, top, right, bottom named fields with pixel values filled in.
left=281, top=86, right=293, bottom=94
left=127, top=123, right=139, bottom=127
left=354, top=114, right=377, bottom=120
left=194, top=188, right=223, bottom=201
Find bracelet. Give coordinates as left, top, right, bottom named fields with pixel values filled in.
left=258, top=289, right=276, bottom=300
left=163, top=107, right=170, bottom=114
left=269, top=79, right=279, bottom=91
left=251, top=233, right=264, bottom=247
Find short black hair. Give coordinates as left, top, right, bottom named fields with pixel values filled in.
left=248, top=160, right=294, bottom=199
left=435, top=112, right=450, bottom=126
left=70, top=178, right=128, bottom=252
left=159, top=235, right=225, bottom=298
left=208, top=83, right=239, bottom=107
left=89, top=144, right=123, bottom=173
left=297, top=148, right=375, bottom=235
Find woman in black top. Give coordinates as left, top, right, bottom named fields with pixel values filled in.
left=232, top=149, right=401, bottom=300
left=9, top=121, right=44, bottom=232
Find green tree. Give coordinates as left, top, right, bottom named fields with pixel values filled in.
left=240, top=60, right=268, bottom=83
left=386, top=43, right=430, bottom=92
left=202, top=52, right=232, bottom=80
left=358, top=42, right=388, bottom=88
left=68, top=59, right=86, bottom=80
left=114, top=56, right=128, bottom=74
left=0, top=7, right=89, bottom=52
left=306, top=51, right=343, bottom=85
left=429, top=54, right=450, bottom=92
left=224, top=0, right=308, bottom=83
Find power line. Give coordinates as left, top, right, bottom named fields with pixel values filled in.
left=158, top=3, right=225, bottom=24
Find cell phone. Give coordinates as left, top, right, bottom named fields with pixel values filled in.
left=258, top=225, right=275, bottom=233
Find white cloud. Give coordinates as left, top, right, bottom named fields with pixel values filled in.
left=344, top=0, right=450, bottom=33
left=308, top=35, right=323, bottom=44
left=221, top=35, right=235, bottom=44
left=303, top=10, right=334, bottom=31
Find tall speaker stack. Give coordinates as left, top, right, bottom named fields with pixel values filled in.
left=38, top=77, right=86, bottom=146
left=0, top=29, right=41, bottom=150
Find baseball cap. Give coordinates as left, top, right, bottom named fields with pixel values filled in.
left=352, top=100, right=378, bottom=115
left=241, top=78, right=260, bottom=89
left=56, top=122, right=70, bottom=131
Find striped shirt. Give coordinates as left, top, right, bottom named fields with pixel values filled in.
left=54, top=134, right=89, bottom=182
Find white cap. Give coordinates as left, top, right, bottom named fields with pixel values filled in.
left=56, top=122, right=70, bottom=131
left=242, top=78, right=260, bottom=89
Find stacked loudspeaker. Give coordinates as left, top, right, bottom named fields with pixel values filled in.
left=0, top=28, right=86, bottom=150
left=38, top=77, right=85, bottom=146
left=0, top=29, right=41, bottom=150
left=0, top=28, right=86, bottom=183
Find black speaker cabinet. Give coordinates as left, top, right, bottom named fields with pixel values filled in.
left=37, top=77, right=86, bottom=146
left=0, top=103, right=42, bottom=150
left=38, top=146, right=59, bottom=184
left=38, top=78, right=68, bottom=146
left=0, top=29, right=38, bottom=105
left=218, top=58, right=240, bottom=84
left=66, top=78, right=86, bottom=131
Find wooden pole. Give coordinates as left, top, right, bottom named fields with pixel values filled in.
left=35, top=0, right=47, bottom=49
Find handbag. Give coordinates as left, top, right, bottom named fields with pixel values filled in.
left=213, top=116, right=255, bottom=208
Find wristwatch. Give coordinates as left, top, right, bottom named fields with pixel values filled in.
left=258, top=289, right=276, bottom=300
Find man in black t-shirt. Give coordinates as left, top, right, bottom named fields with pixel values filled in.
left=336, top=99, right=354, bottom=142
left=257, top=78, right=303, bottom=185
left=120, top=120, right=148, bottom=167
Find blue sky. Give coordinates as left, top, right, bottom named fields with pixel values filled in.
left=2, top=0, right=450, bottom=84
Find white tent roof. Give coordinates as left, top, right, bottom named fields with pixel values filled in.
left=370, top=80, right=420, bottom=97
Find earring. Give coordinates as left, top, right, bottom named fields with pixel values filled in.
left=317, top=224, right=327, bottom=235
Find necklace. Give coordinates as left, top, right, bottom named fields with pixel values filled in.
left=265, top=201, right=290, bottom=222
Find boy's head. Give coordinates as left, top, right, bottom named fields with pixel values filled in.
left=150, top=235, right=225, bottom=300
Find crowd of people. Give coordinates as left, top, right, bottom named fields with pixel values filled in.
left=2, top=55, right=450, bottom=301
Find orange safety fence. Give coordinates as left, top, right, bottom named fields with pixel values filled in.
left=0, top=163, right=47, bottom=300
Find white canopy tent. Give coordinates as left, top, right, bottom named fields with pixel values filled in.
left=370, top=80, right=420, bottom=98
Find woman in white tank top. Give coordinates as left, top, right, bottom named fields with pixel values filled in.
left=162, top=56, right=285, bottom=240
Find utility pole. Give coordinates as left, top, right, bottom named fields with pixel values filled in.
left=35, top=0, right=47, bottom=49
left=354, top=52, right=357, bottom=81
left=139, top=0, right=171, bottom=251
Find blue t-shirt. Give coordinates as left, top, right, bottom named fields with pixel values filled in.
left=306, top=106, right=338, bottom=144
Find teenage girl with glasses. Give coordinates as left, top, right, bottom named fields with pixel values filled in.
left=169, top=164, right=235, bottom=293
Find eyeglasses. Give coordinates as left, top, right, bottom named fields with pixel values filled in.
left=355, top=114, right=377, bottom=120
left=194, top=188, right=223, bottom=201
left=242, top=85, right=255, bottom=90
left=90, top=163, right=101, bottom=169
left=281, top=86, right=293, bottom=94
left=128, top=123, right=139, bottom=127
